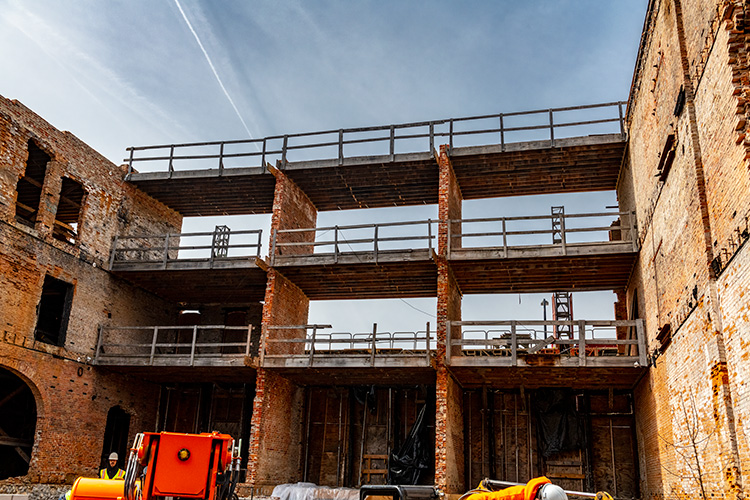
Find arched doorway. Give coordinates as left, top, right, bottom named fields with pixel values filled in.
left=0, top=367, right=37, bottom=480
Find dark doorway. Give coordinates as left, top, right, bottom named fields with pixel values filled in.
left=15, top=141, right=50, bottom=227
left=100, top=406, right=131, bottom=470
left=0, top=368, right=37, bottom=480
left=34, top=275, right=74, bottom=346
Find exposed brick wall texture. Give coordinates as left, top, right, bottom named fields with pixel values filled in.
left=0, top=343, right=159, bottom=485
left=624, top=1, right=750, bottom=497
left=0, top=96, right=181, bottom=486
left=269, top=166, right=317, bottom=257
left=246, top=368, right=304, bottom=486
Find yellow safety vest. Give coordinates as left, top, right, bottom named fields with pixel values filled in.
left=99, top=468, right=125, bottom=480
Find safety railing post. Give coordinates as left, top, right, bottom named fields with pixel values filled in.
left=150, top=326, right=159, bottom=366
left=261, top=138, right=267, bottom=168
left=446, top=321, right=452, bottom=365
left=338, top=129, right=344, bottom=166
left=447, top=220, right=452, bottom=256
left=256, top=230, right=262, bottom=258
left=502, top=218, right=508, bottom=257
left=126, top=148, right=134, bottom=179
left=374, top=224, right=379, bottom=264
left=425, top=322, right=431, bottom=365
left=449, top=119, right=454, bottom=149
left=389, top=126, right=395, bottom=162
left=427, top=219, right=433, bottom=252
left=246, top=324, right=253, bottom=356
left=334, top=226, right=339, bottom=264
left=168, top=145, right=175, bottom=177
left=429, top=123, right=435, bottom=152
left=218, top=142, right=225, bottom=174
left=618, top=102, right=625, bottom=139
left=560, top=215, right=567, bottom=255
left=163, top=233, right=170, bottom=268
left=511, top=321, right=518, bottom=366
left=109, top=236, right=119, bottom=270
left=281, top=135, right=288, bottom=167
left=637, top=319, right=647, bottom=366
left=371, top=323, right=377, bottom=366
left=549, top=109, right=555, bottom=147
left=578, top=320, right=587, bottom=366
left=270, top=228, right=278, bottom=266
left=308, top=326, right=317, bottom=367
left=499, top=114, right=505, bottom=152
left=190, top=326, right=198, bottom=366
left=94, top=325, right=104, bottom=363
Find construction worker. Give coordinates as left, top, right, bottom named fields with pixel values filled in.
left=99, top=452, right=125, bottom=480
left=463, top=476, right=568, bottom=500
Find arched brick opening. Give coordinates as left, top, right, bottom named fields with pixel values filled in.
left=0, top=366, right=38, bottom=480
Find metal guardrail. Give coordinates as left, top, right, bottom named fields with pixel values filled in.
left=269, top=211, right=636, bottom=263
left=447, top=319, right=646, bottom=367
left=449, top=210, right=638, bottom=255
left=271, top=219, right=436, bottom=265
left=109, top=228, right=262, bottom=269
left=264, top=323, right=433, bottom=366
left=124, top=102, right=627, bottom=176
left=94, top=325, right=256, bottom=366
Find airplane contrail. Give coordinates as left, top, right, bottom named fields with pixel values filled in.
left=173, top=0, right=255, bottom=140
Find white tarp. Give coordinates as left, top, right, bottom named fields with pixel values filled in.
left=271, top=483, right=359, bottom=500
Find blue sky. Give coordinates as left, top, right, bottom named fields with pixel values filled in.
left=0, top=0, right=648, bottom=334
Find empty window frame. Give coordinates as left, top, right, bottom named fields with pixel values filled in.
left=15, top=141, right=51, bottom=227
left=34, top=275, right=74, bottom=346
left=53, top=178, right=85, bottom=244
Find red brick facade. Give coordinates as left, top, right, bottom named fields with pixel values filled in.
left=3, top=3, right=750, bottom=497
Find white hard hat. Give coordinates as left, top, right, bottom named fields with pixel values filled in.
left=108, top=452, right=118, bottom=461
left=538, top=484, right=568, bottom=500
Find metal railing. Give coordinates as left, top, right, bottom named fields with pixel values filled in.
left=263, top=323, right=434, bottom=366
left=448, top=211, right=638, bottom=255
left=94, top=325, right=256, bottom=366
left=447, top=319, right=646, bottom=367
left=109, top=228, right=262, bottom=269
left=124, top=102, right=627, bottom=176
left=271, top=219, right=436, bottom=265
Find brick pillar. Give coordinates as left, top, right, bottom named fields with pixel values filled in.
left=435, top=145, right=464, bottom=493
left=268, top=163, right=317, bottom=257
left=35, top=160, right=63, bottom=238
left=246, top=164, right=316, bottom=486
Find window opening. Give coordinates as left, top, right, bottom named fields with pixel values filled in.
left=15, top=141, right=50, bottom=227
left=34, top=275, right=74, bottom=346
left=53, top=178, right=85, bottom=244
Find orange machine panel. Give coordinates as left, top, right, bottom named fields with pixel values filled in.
left=152, top=433, right=213, bottom=497
left=70, top=477, right=124, bottom=500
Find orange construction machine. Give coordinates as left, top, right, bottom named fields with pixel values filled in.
left=69, top=431, right=241, bottom=500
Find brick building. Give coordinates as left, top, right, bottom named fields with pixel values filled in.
left=0, top=1, right=749, bottom=498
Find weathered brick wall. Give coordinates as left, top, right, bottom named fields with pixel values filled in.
left=0, top=96, right=182, bottom=265
left=0, top=96, right=182, bottom=356
left=624, top=0, right=750, bottom=497
left=0, top=96, right=183, bottom=487
left=718, top=244, right=750, bottom=480
left=0, top=343, right=159, bottom=485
